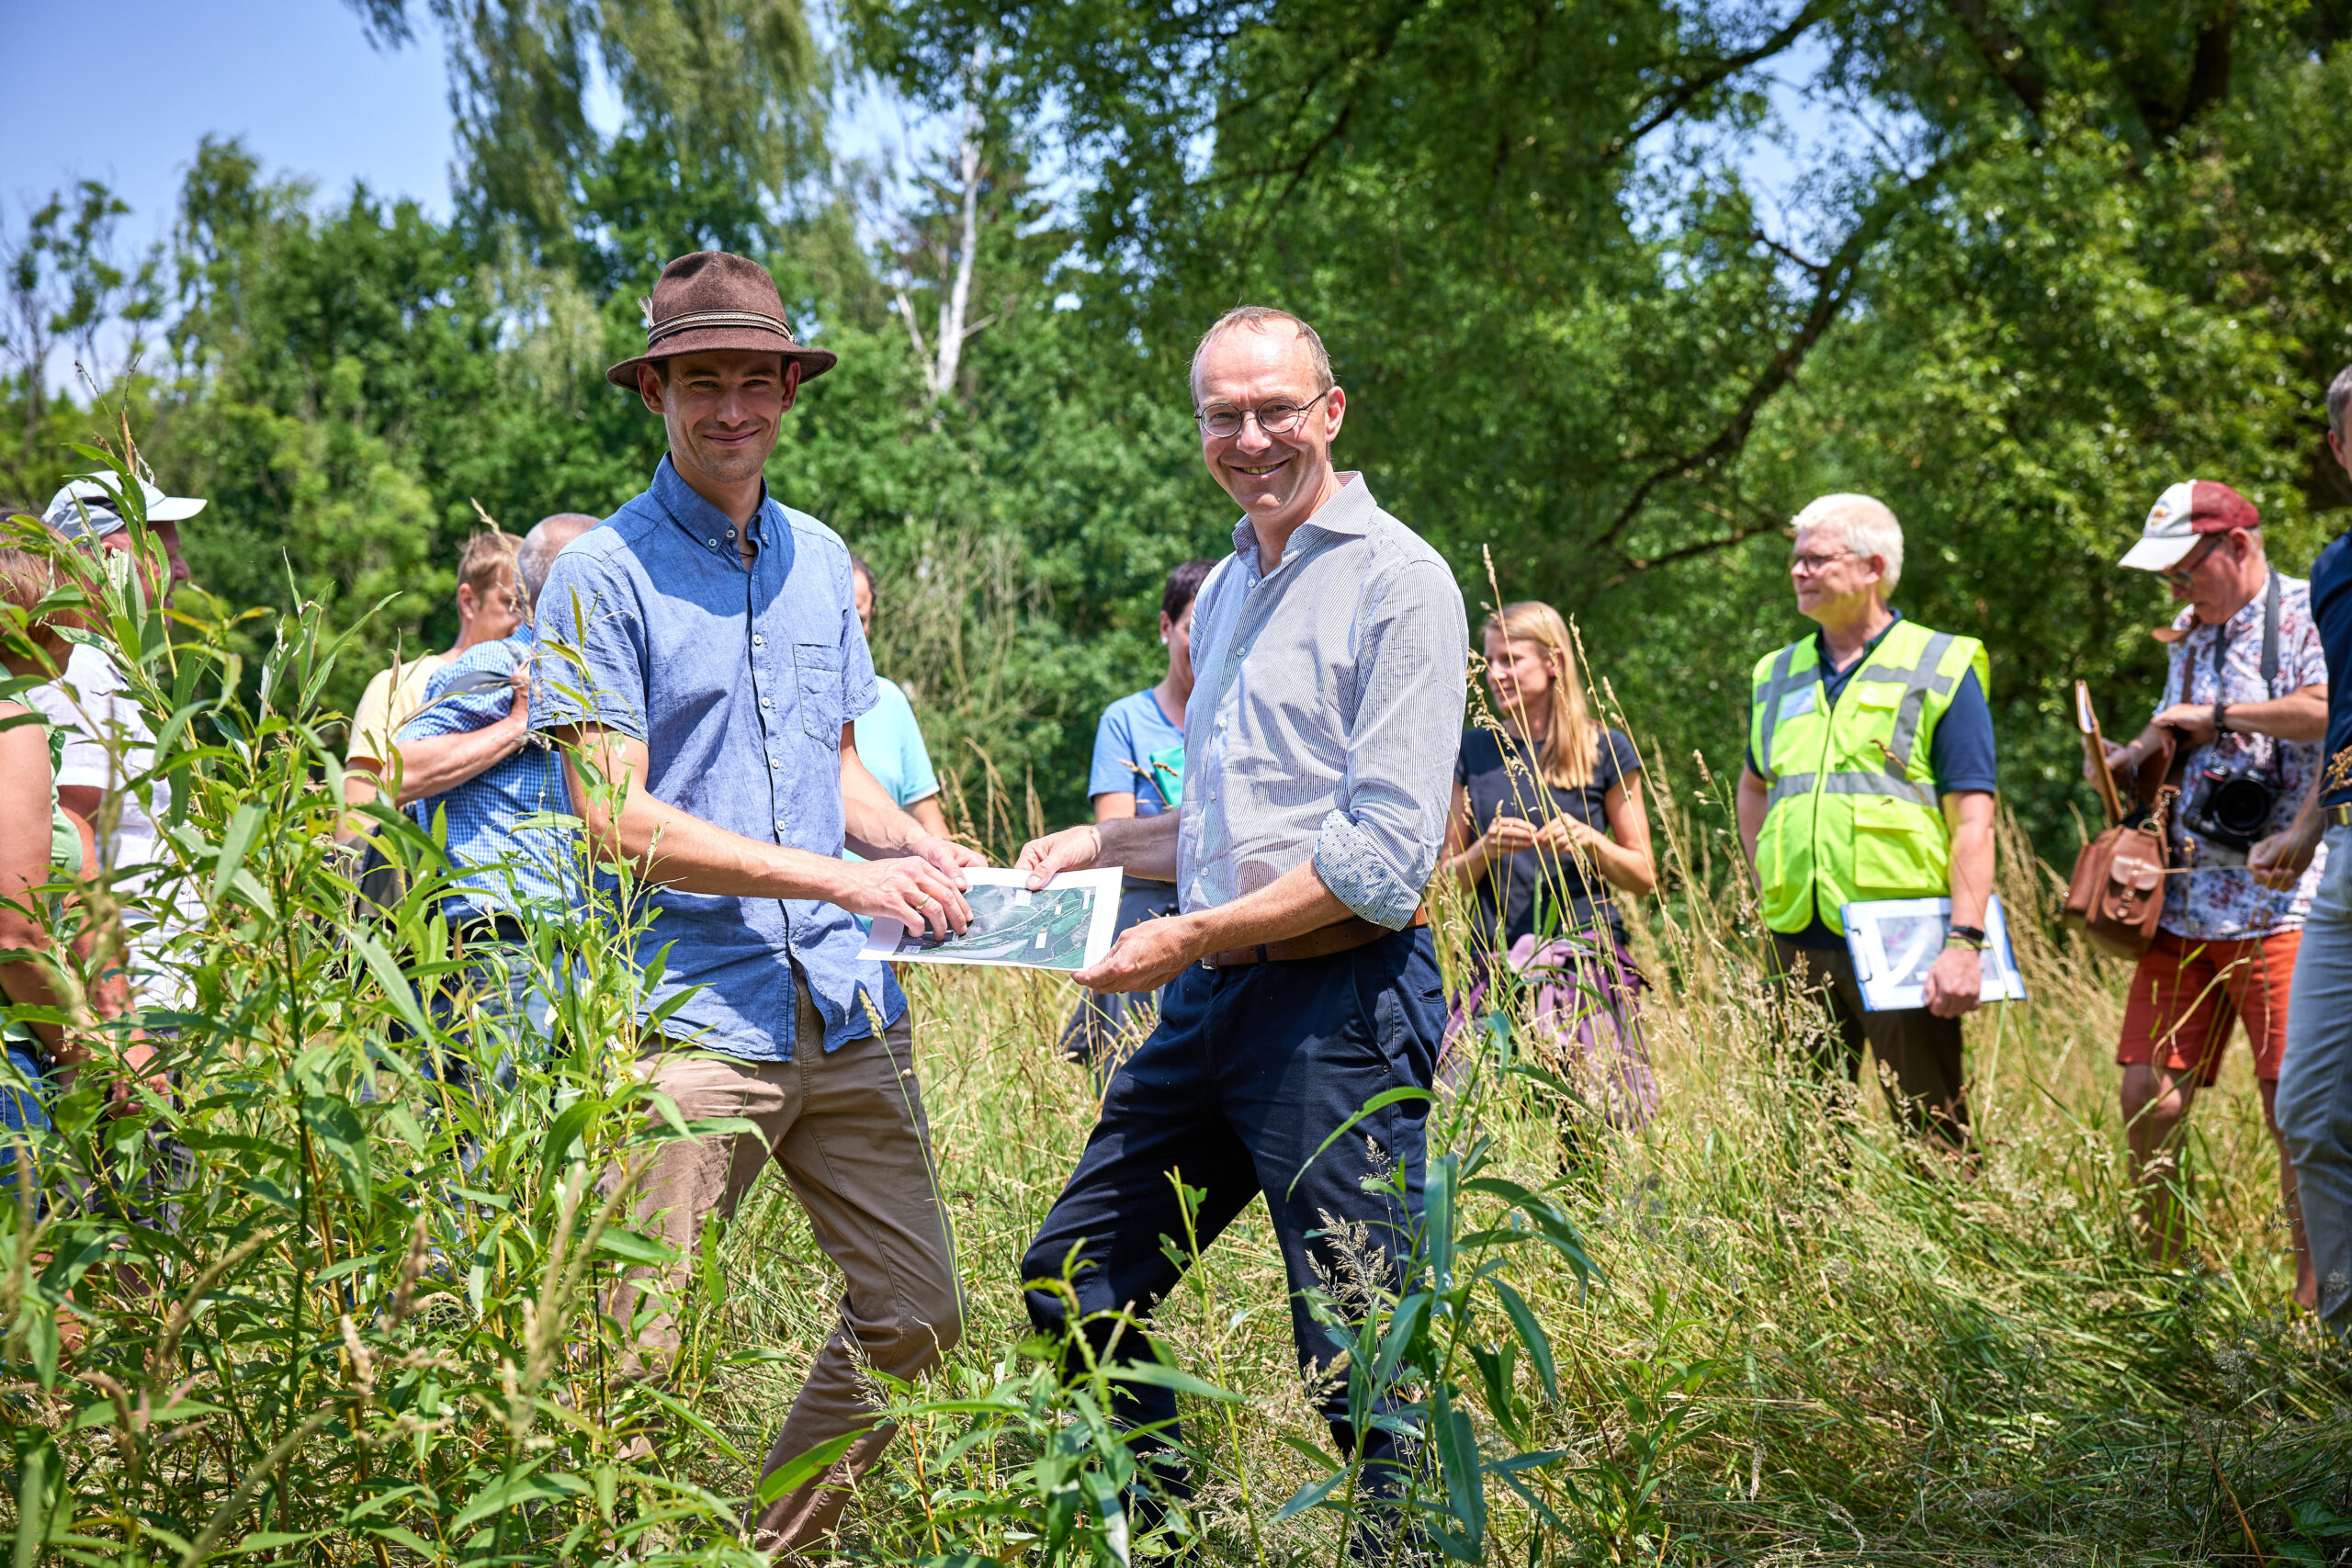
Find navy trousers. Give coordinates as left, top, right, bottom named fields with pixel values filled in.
left=1023, top=925, right=1443, bottom=1491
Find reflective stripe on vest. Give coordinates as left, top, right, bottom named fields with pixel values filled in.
left=1747, top=620, right=1988, bottom=937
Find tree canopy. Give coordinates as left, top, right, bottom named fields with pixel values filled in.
left=6, top=0, right=2349, bottom=846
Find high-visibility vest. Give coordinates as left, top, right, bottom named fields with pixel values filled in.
left=1747, top=618, right=1990, bottom=937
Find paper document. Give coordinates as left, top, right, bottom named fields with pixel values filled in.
left=1838, top=894, right=2028, bottom=1013
left=859, top=866, right=1123, bottom=973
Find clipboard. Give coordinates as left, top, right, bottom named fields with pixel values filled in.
left=2076, top=681, right=2126, bottom=828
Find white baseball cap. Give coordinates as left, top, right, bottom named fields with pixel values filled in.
left=2117, top=479, right=2259, bottom=571
left=40, top=474, right=207, bottom=544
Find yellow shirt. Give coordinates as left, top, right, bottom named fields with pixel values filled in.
left=346, top=651, right=453, bottom=768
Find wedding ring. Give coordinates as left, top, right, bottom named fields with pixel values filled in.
left=911, top=892, right=932, bottom=909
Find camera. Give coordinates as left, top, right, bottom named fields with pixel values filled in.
left=2179, top=760, right=2278, bottom=852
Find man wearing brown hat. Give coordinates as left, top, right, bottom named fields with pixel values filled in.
left=531, top=251, right=980, bottom=1548
left=2098, top=479, right=2327, bottom=1306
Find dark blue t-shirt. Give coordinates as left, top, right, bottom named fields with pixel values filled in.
left=1747, top=612, right=1999, bottom=948
left=2314, top=531, right=2352, bottom=809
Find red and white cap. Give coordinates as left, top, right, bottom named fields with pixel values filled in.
left=2119, top=480, right=2259, bottom=571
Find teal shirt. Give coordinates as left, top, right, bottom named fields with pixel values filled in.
left=845, top=677, right=942, bottom=881
left=854, top=677, right=940, bottom=811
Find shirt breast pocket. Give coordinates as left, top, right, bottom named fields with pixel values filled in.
left=795, top=643, right=844, bottom=745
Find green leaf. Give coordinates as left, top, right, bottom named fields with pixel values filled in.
left=1270, top=1465, right=1352, bottom=1523
left=210, top=803, right=264, bottom=908
left=753, top=1427, right=866, bottom=1504
left=1494, top=1280, right=1558, bottom=1400
left=1431, top=1386, right=1486, bottom=1557
left=1286, top=1086, right=1433, bottom=1198
left=1104, top=1359, right=1243, bottom=1403
left=592, top=1226, right=681, bottom=1268
left=349, top=928, right=432, bottom=1042
left=300, top=1093, right=372, bottom=1208
left=14, top=1439, right=51, bottom=1568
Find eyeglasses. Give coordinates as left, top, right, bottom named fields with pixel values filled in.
left=1194, top=389, right=1333, bottom=440
left=2161, top=536, right=2225, bottom=586
left=1789, top=548, right=1857, bottom=575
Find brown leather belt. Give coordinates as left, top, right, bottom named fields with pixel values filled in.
left=1202, top=908, right=1429, bottom=970
left=2328, top=804, right=2352, bottom=829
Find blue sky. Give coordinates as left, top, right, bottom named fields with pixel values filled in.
left=1, top=0, right=458, bottom=241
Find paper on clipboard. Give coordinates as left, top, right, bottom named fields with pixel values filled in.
left=859, top=866, right=1123, bottom=973
left=1839, top=893, right=2028, bottom=1013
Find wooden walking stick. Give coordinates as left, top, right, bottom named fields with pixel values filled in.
left=2076, top=680, right=2127, bottom=827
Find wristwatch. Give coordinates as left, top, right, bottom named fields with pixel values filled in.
left=2213, top=701, right=2229, bottom=735
left=1944, top=924, right=1986, bottom=951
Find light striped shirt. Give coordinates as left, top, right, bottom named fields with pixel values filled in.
left=1176, top=473, right=1469, bottom=929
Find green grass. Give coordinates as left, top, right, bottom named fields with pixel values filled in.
left=695, top=801, right=2352, bottom=1564
left=6, top=446, right=2346, bottom=1565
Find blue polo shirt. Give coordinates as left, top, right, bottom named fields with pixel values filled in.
left=2315, top=530, right=2352, bottom=809
left=530, top=457, right=901, bottom=1061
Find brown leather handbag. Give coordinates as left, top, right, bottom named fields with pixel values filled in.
left=2064, top=682, right=2177, bottom=958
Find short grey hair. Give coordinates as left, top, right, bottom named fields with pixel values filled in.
left=2328, top=364, right=2352, bottom=439
left=1190, top=307, right=1334, bottom=400
left=516, top=513, right=599, bottom=613
left=1792, top=492, right=1905, bottom=595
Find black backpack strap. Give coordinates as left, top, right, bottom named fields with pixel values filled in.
left=2261, top=568, right=2281, bottom=695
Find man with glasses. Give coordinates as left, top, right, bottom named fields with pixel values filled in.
left=1736, top=493, right=1997, bottom=1152
left=2100, top=480, right=2325, bottom=1306
left=1012, top=305, right=1466, bottom=1548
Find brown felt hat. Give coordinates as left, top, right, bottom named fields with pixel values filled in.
left=605, top=251, right=837, bottom=389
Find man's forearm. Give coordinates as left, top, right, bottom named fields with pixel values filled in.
left=1173, top=861, right=1353, bottom=956
left=1945, top=793, right=1996, bottom=929
left=841, top=750, right=929, bottom=858
left=1091, top=811, right=1182, bottom=882
left=393, top=720, right=528, bottom=807
left=1735, top=771, right=1767, bottom=874
left=562, top=755, right=856, bottom=904
left=2222, top=688, right=2330, bottom=743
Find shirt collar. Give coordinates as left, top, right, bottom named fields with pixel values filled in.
left=1228, top=470, right=1374, bottom=563
left=650, top=453, right=771, bottom=554
left=1815, top=605, right=1905, bottom=671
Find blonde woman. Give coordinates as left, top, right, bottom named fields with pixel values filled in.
left=1440, top=601, right=1657, bottom=1123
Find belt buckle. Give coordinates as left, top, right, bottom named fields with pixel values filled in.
left=2327, top=804, right=2352, bottom=829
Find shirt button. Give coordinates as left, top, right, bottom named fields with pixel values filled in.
left=761, top=696, right=772, bottom=707
left=752, top=634, right=764, bottom=647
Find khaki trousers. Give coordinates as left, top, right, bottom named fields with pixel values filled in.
left=1770, top=937, right=1970, bottom=1151
left=605, top=987, right=961, bottom=1551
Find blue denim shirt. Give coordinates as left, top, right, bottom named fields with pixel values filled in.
left=398, top=623, right=575, bottom=923
left=530, top=457, right=901, bottom=1060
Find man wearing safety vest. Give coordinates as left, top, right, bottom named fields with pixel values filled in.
left=1736, top=493, right=1998, bottom=1152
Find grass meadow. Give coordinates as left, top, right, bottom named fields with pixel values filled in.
left=5, top=459, right=2347, bottom=1566
left=691, top=788, right=2352, bottom=1564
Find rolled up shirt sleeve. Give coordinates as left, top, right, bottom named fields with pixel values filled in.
left=1311, top=557, right=1469, bottom=927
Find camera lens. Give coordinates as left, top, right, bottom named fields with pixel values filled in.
left=2210, top=774, right=2273, bottom=837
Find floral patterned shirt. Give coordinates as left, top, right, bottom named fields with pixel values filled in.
left=2158, top=570, right=2330, bottom=940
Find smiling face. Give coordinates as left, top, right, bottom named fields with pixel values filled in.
left=639, top=350, right=800, bottom=494
left=1193, top=325, right=1346, bottom=539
